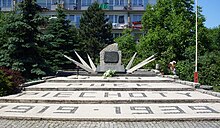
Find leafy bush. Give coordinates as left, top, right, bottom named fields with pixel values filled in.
left=0, top=67, right=25, bottom=86
left=198, top=52, right=220, bottom=86
left=0, top=67, right=25, bottom=96
left=176, top=60, right=194, bottom=82
left=176, top=51, right=220, bottom=87
left=0, top=70, right=13, bottom=96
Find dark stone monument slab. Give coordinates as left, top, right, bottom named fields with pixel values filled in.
left=96, top=43, right=125, bottom=73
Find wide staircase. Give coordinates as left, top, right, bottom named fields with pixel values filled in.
left=0, top=74, right=220, bottom=121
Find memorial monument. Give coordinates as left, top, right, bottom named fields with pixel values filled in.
left=96, top=43, right=125, bottom=73
left=64, top=43, right=156, bottom=74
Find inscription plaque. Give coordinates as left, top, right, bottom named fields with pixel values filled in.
left=104, top=51, right=119, bottom=63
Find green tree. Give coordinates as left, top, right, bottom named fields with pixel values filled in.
left=115, top=29, right=136, bottom=65
left=0, top=12, right=9, bottom=47
left=44, top=5, right=79, bottom=72
left=138, top=0, right=206, bottom=74
left=198, top=51, right=220, bottom=86
left=206, top=26, right=220, bottom=51
left=78, top=2, right=113, bottom=62
left=0, top=0, right=49, bottom=79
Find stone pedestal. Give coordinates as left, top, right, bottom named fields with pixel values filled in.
left=96, top=43, right=125, bottom=73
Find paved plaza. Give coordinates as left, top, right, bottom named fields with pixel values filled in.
left=0, top=119, right=220, bottom=128
left=0, top=75, right=220, bottom=127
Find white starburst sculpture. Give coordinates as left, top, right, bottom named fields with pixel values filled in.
left=64, top=50, right=156, bottom=74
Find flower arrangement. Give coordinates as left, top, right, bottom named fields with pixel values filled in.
left=103, top=69, right=116, bottom=78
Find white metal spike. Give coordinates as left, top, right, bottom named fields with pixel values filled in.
left=63, top=55, right=95, bottom=73
left=127, top=54, right=156, bottom=73
left=74, top=50, right=92, bottom=70
left=127, top=58, right=156, bottom=73
left=125, top=52, right=137, bottom=70
left=87, top=54, right=96, bottom=71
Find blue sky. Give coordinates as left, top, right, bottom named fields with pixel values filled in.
left=199, top=0, right=220, bottom=28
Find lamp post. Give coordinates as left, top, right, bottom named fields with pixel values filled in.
left=194, top=0, right=198, bottom=83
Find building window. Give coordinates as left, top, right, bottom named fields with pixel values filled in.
left=2, top=0, right=11, bottom=7
left=132, top=15, right=142, bottom=22
left=107, top=15, right=125, bottom=24
left=68, top=0, right=76, bottom=6
left=76, top=15, right=81, bottom=28
left=132, top=0, right=143, bottom=6
left=36, top=0, right=52, bottom=9
left=109, top=15, right=114, bottom=23
left=66, top=15, right=81, bottom=28
left=118, top=16, right=124, bottom=23
left=115, top=15, right=124, bottom=23
left=37, top=0, right=46, bottom=8
left=113, top=33, right=122, bottom=38
left=69, top=15, right=75, bottom=22
left=82, top=0, right=92, bottom=6
left=102, top=0, right=108, bottom=3
left=109, top=0, right=113, bottom=5
left=115, top=0, right=124, bottom=6
left=52, top=0, right=59, bottom=5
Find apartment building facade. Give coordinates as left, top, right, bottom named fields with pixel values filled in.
left=0, top=0, right=156, bottom=38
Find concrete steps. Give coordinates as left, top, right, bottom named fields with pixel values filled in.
left=46, top=76, right=174, bottom=83
left=0, top=75, right=220, bottom=121
left=0, top=103, right=220, bottom=121
left=24, top=82, right=194, bottom=91
left=1, top=91, right=220, bottom=104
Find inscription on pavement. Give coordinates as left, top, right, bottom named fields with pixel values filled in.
left=50, top=76, right=171, bottom=81
left=30, top=83, right=191, bottom=89
left=0, top=103, right=220, bottom=119
left=11, top=91, right=211, bottom=99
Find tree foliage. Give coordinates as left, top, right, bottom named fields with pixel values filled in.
left=0, top=12, right=10, bottom=48
left=44, top=5, right=79, bottom=72
left=78, top=2, right=113, bottom=62
left=138, top=0, right=206, bottom=74
left=0, top=0, right=49, bottom=79
left=115, top=29, right=136, bottom=65
left=206, top=26, right=220, bottom=51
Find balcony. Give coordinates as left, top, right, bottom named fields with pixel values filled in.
left=113, top=6, right=124, bottom=10
left=81, top=6, right=89, bottom=10
left=51, top=5, right=57, bottom=10
left=1, top=7, right=12, bottom=11
left=132, top=21, right=142, bottom=29
left=131, top=5, right=144, bottom=10
left=51, top=1, right=64, bottom=10
left=112, top=23, right=129, bottom=29
left=65, top=5, right=77, bottom=10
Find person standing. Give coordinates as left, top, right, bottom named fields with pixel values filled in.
left=169, top=61, right=176, bottom=75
